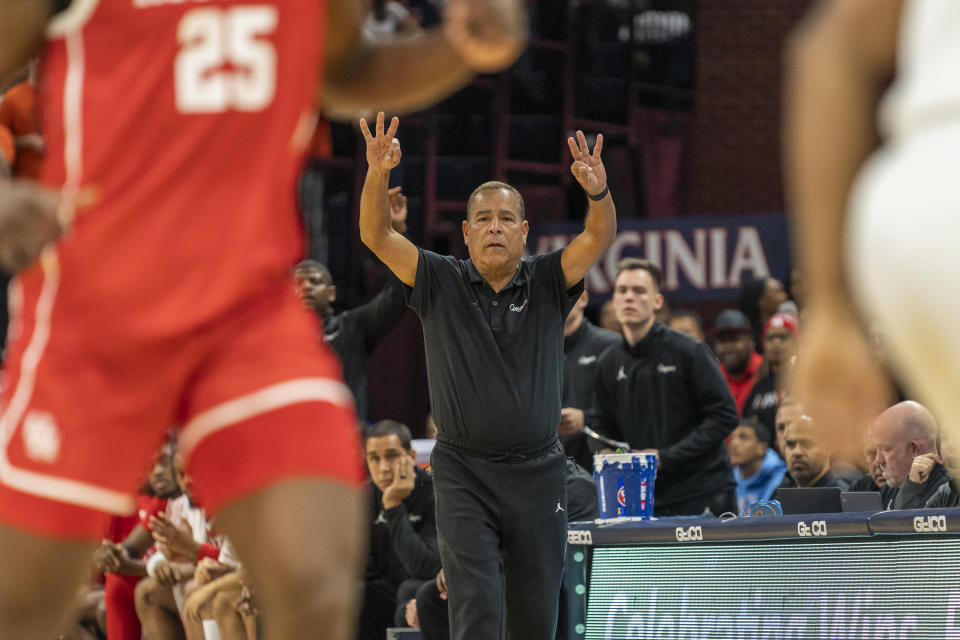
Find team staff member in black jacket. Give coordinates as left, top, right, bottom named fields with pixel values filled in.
left=295, top=257, right=407, bottom=423
left=295, top=186, right=410, bottom=422
left=361, top=420, right=441, bottom=640
left=590, top=258, right=739, bottom=516
left=358, top=112, right=616, bottom=640
left=560, top=290, right=621, bottom=470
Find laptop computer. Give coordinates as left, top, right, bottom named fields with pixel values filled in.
left=772, top=487, right=843, bottom=515
left=840, top=491, right=884, bottom=513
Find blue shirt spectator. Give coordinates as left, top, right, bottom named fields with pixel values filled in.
left=727, top=417, right=786, bottom=512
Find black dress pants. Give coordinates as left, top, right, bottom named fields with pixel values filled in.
left=431, top=438, right=567, bottom=640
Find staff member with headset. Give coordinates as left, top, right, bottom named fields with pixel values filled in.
left=358, top=112, right=616, bottom=640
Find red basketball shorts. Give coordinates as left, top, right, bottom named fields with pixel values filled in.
left=0, top=251, right=364, bottom=540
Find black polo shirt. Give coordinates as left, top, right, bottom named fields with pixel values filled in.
left=405, top=248, right=583, bottom=449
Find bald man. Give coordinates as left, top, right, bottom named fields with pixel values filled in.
left=868, top=401, right=949, bottom=510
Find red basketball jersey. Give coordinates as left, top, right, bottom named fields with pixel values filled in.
left=35, top=0, right=324, bottom=340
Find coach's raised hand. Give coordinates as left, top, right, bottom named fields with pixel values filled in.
left=567, top=130, right=608, bottom=199
left=359, top=113, right=419, bottom=287
left=360, top=112, right=402, bottom=175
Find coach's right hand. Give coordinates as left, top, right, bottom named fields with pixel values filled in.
left=0, top=180, right=63, bottom=274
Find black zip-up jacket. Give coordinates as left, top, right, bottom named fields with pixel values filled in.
left=588, top=321, right=739, bottom=508
left=563, top=319, right=621, bottom=470
left=778, top=469, right=849, bottom=490
left=366, top=465, right=441, bottom=586
left=925, top=478, right=960, bottom=508
left=563, top=319, right=622, bottom=411
left=323, top=275, right=407, bottom=422
left=892, top=462, right=951, bottom=510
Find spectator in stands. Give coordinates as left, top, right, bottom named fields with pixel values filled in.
left=404, top=459, right=600, bottom=640
left=711, top=309, right=763, bottom=415
left=867, top=401, right=949, bottom=510
left=598, top=299, right=621, bottom=334
left=738, top=277, right=788, bottom=353
left=589, top=258, right=739, bottom=516
left=774, top=397, right=860, bottom=486
left=779, top=416, right=848, bottom=489
left=773, top=398, right=804, bottom=456
left=848, top=428, right=888, bottom=492
left=727, top=417, right=786, bottom=512
left=744, top=312, right=798, bottom=437
left=360, top=420, right=440, bottom=640
left=668, top=309, right=705, bottom=342
left=918, top=427, right=960, bottom=509
left=559, top=289, right=621, bottom=470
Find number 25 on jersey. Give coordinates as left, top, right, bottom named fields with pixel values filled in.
left=175, top=6, right=277, bottom=114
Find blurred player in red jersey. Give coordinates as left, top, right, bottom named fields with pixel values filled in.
left=0, top=0, right=528, bottom=637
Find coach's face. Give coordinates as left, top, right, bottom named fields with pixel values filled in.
left=463, top=188, right=528, bottom=274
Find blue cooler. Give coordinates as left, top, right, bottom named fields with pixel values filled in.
left=593, top=453, right=657, bottom=519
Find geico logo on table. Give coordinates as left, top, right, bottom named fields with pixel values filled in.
left=797, top=520, right=828, bottom=537
left=568, top=530, right=593, bottom=545
left=675, top=526, right=703, bottom=542
left=914, top=515, right=947, bottom=533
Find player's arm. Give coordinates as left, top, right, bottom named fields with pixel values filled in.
left=122, top=523, right=156, bottom=560
left=358, top=113, right=419, bottom=287
left=321, top=0, right=526, bottom=119
left=783, top=0, right=902, bottom=461
left=561, top=131, right=617, bottom=289
left=784, top=0, right=901, bottom=307
left=0, top=0, right=50, bottom=89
